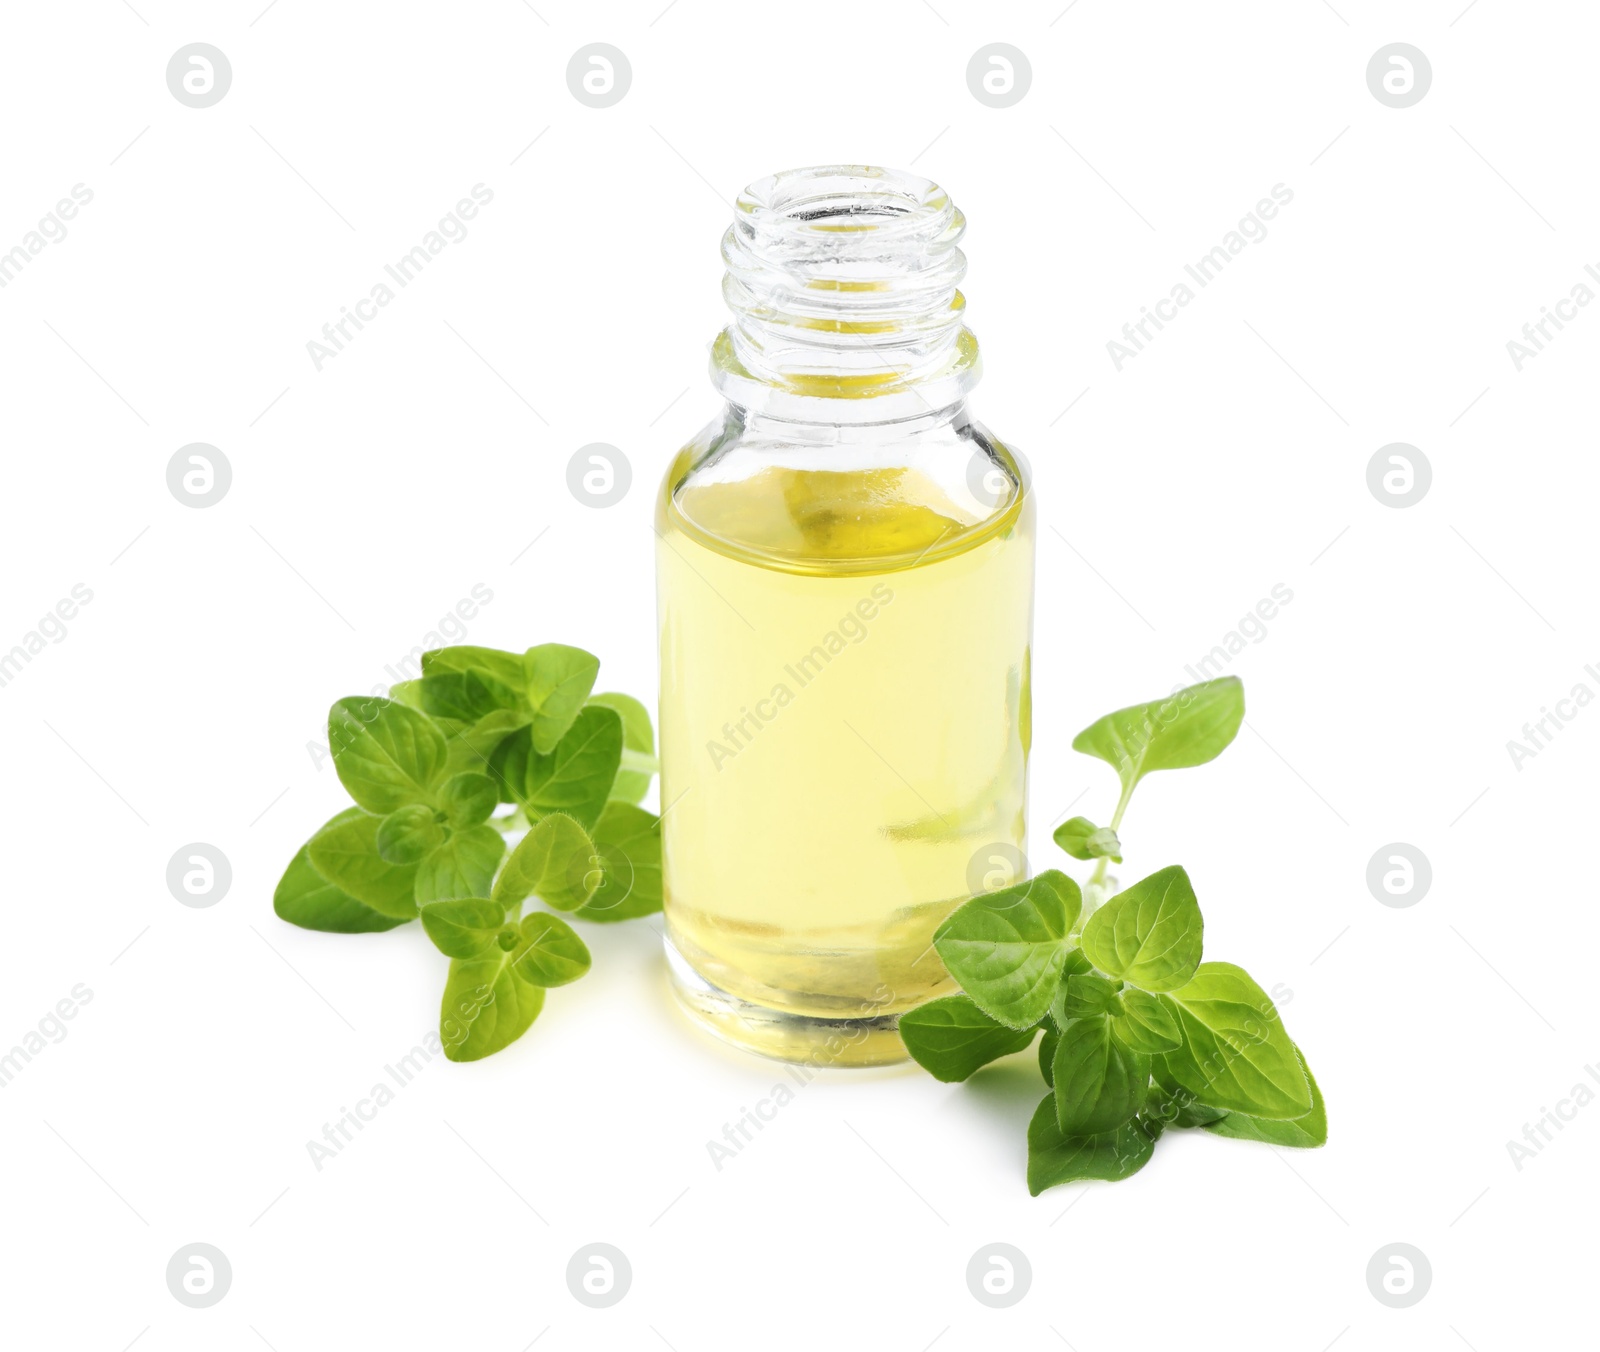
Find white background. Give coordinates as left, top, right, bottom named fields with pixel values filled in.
left=1, top=1, right=1594, bottom=1348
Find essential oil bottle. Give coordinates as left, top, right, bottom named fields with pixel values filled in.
left=656, top=166, right=1035, bottom=1065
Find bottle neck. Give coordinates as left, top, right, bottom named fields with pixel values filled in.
left=711, top=166, right=981, bottom=425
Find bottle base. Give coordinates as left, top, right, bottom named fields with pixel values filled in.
left=663, top=936, right=911, bottom=1068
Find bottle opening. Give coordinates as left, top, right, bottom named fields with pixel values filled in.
left=715, top=165, right=979, bottom=416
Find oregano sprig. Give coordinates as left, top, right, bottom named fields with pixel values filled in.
left=900, top=676, right=1328, bottom=1193
left=273, top=642, right=662, bottom=1062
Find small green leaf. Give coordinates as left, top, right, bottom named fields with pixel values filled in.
left=511, top=913, right=592, bottom=987
left=899, top=994, right=1038, bottom=1083
left=375, top=804, right=445, bottom=864
left=1073, top=676, right=1244, bottom=796
left=420, top=897, right=505, bottom=959
left=1080, top=865, right=1203, bottom=993
left=1027, top=1094, right=1159, bottom=1195
left=574, top=803, right=663, bottom=922
left=1053, top=817, right=1123, bottom=863
left=388, top=679, right=425, bottom=709
left=1054, top=971, right=1120, bottom=1022
left=422, top=671, right=522, bottom=723
left=439, top=954, right=545, bottom=1062
left=1159, top=962, right=1312, bottom=1119
left=307, top=809, right=420, bottom=918
left=932, top=870, right=1083, bottom=1029
left=274, top=816, right=409, bottom=933
left=520, top=705, right=623, bottom=828
left=1039, top=1025, right=1059, bottom=1087
left=328, top=696, right=449, bottom=813
left=413, top=825, right=505, bottom=904
left=588, top=692, right=655, bottom=804
left=1203, top=1046, right=1327, bottom=1147
left=423, top=645, right=528, bottom=686
left=1113, top=988, right=1183, bottom=1054
left=493, top=813, right=599, bottom=912
left=525, top=644, right=601, bottom=754
left=1053, top=1015, right=1151, bottom=1134
left=444, top=709, right=531, bottom=786
left=438, top=772, right=497, bottom=828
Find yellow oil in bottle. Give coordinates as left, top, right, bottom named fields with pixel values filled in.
left=657, top=452, right=1034, bottom=1065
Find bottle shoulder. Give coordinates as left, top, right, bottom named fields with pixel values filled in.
left=656, top=402, right=1033, bottom=576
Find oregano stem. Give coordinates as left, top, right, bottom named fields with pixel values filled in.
left=1087, top=778, right=1137, bottom=894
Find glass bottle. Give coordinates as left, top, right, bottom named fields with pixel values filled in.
left=655, top=165, right=1035, bottom=1066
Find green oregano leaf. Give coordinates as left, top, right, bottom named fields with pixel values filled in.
left=439, top=954, right=545, bottom=1063
left=1112, top=988, right=1183, bottom=1054
left=1038, top=1024, right=1059, bottom=1087
left=493, top=813, right=599, bottom=912
left=932, top=870, right=1083, bottom=1029
left=375, top=803, right=445, bottom=865
left=1053, top=816, right=1123, bottom=863
left=413, top=825, right=505, bottom=905
left=1073, top=676, right=1243, bottom=797
left=1026, top=1095, right=1160, bottom=1195
left=521, top=705, right=623, bottom=828
left=511, top=913, right=593, bottom=988
left=1054, top=971, right=1121, bottom=1022
left=1159, top=962, right=1312, bottom=1120
left=525, top=644, right=601, bottom=754
left=445, top=709, right=532, bottom=786
left=1052, top=1015, right=1151, bottom=1135
left=1080, top=865, right=1203, bottom=993
left=306, top=809, right=420, bottom=919
left=275, top=812, right=410, bottom=933
left=573, top=803, right=663, bottom=922
left=328, top=696, right=449, bottom=814
left=899, top=994, right=1038, bottom=1083
left=420, top=897, right=505, bottom=959
left=438, top=772, right=498, bottom=828
left=1202, top=1045, right=1327, bottom=1147
left=587, top=692, right=656, bottom=804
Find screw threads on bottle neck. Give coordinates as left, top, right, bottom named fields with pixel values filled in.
left=714, top=166, right=979, bottom=419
